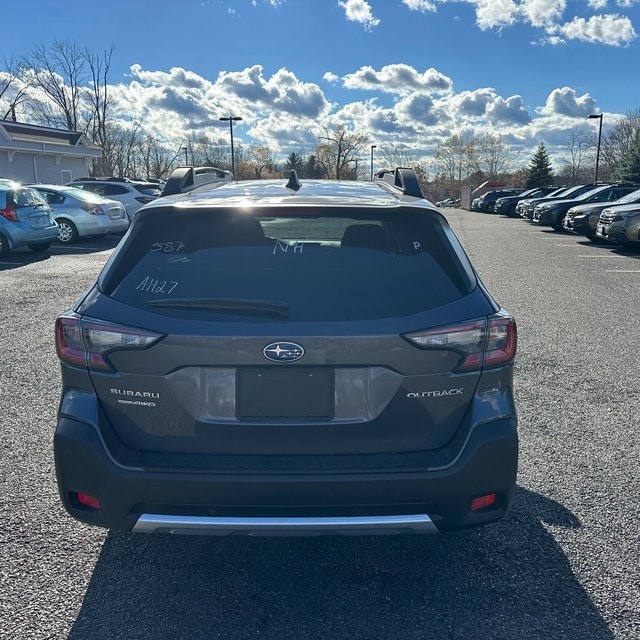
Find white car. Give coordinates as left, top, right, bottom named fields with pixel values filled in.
left=436, top=198, right=456, bottom=208
left=66, top=178, right=161, bottom=220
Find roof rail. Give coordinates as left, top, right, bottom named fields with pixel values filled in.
left=375, top=167, right=424, bottom=198
left=161, top=166, right=233, bottom=196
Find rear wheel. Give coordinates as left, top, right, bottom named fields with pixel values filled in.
left=57, top=219, right=78, bottom=244
left=0, top=232, right=9, bottom=257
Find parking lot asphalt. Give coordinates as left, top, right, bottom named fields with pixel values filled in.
left=1, top=213, right=639, bottom=640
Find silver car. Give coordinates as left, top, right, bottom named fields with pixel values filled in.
left=30, top=184, right=129, bottom=244
left=596, top=203, right=640, bottom=246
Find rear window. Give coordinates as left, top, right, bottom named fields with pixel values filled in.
left=132, top=183, right=162, bottom=196
left=103, top=208, right=475, bottom=322
left=10, top=188, right=47, bottom=208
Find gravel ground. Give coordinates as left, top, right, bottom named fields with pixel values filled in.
left=1, top=212, right=638, bottom=640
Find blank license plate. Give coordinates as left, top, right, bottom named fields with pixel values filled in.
left=237, top=367, right=334, bottom=419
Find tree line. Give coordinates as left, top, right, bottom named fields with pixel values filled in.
left=2, top=40, right=640, bottom=201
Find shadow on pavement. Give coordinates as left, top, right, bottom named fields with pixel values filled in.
left=0, top=235, right=122, bottom=271
left=66, top=487, right=612, bottom=640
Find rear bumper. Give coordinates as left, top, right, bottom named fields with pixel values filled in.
left=2, top=222, right=58, bottom=249
left=54, top=415, right=518, bottom=535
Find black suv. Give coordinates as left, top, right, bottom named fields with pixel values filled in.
left=54, top=167, right=518, bottom=537
left=532, top=183, right=639, bottom=230
left=476, top=189, right=525, bottom=213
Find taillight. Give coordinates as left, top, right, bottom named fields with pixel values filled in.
left=55, top=312, right=163, bottom=371
left=0, top=203, right=18, bottom=222
left=403, top=313, right=516, bottom=371
left=82, top=204, right=104, bottom=215
left=135, top=196, right=155, bottom=204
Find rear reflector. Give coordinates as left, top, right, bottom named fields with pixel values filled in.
left=470, top=494, right=497, bottom=511
left=75, top=492, right=102, bottom=511
left=403, top=312, right=516, bottom=371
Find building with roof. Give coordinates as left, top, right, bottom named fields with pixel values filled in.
left=0, top=121, right=102, bottom=185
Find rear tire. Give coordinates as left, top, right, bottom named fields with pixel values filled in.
left=57, top=219, right=78, bottom=244
left=0, top=232, right=9, bottom=257
left=28, top=242, right=52, bottom=252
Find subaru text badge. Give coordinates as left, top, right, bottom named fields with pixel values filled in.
left=263, top=342, right=304, bottom=362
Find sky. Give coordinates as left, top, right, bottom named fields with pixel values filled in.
left=2, top=0, right=640, bottom=170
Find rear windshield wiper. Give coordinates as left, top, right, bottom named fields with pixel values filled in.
left=148, top=298, right=289, bottom=317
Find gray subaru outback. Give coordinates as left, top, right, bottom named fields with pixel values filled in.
left=54, top=167, right=517, bottom=536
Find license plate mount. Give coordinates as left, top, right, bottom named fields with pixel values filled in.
left=237, top=367, right=334, bottom=419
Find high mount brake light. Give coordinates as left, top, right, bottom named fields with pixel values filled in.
left=403, top=314, right=516, bottom=371
left=55, top=312, right=163, bottom=371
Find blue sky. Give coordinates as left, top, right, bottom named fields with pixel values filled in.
left=2, top=0, right=639, bottom=168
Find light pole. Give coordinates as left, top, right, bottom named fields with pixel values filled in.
left=182, top=146, right=188, bottom=165
left=588, top=113, right=603, bottom=182
left=219, top=116, right=242, bottom=178
left=370, top=144, right=377, bottom=181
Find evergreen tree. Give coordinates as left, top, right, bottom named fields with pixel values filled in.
left=616, top=135, right=640, bottom=183
left=525, top=143, right=554, bottom=188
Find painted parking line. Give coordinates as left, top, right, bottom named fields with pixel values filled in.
left=606, top=269, right=640, bottom=273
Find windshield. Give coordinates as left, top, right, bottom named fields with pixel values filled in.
left=615, top=188, right=640, bottom=204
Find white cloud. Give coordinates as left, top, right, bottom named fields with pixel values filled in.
left=555, top=13, right=636, bottom=45
left=402, top=0, right=437, bottom=11
left=338, top=0, right=380, bottom=30
left=341, top=64, right=453, bottom=95
left=397, top=0, right=638, bottom=46
left=323, top=72, right=340, bottom=83
left=538, top=87, right=598, bottom=117
left=474, top=0, right=520, bottom=29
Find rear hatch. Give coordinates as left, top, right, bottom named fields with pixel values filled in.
left=10, top=187, right=55, bottom=228
left=68, top=206, right=502, bottom=456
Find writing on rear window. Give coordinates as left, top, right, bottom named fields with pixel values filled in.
left=273, top=240, right=305, bottom=255
left=150, top=242, right=185, bottom=253
left=136, top=277, right=179, bottom=294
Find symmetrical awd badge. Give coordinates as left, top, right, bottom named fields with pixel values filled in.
left=263, top=342, right=304, bottom=362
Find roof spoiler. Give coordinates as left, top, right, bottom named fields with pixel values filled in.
left=162, top=166, right=233, bottom=196
left=375, top=167, right=424, bottom=199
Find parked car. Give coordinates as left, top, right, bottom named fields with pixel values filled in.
left=436, top=197, right=456, bottom=208
left=66, top=177, right=161, bottom=220
left=596, top=204, right=640, bottom=246
left=517, top=184, right=597, bottom=220
left=533, top=183, right=639, bottom=230
left=494, top=186, right=558, bottom=217
left=54, top=166, right=518, bottom=537
left=562, top=188, right=640, bottom=239
left=0, top=179, right=59, bottom=257
left=476, top=189, right=525, bottom=213
left=29, top=184, right=129, bottom=244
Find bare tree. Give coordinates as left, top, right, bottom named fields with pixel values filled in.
left=249, top=144, right=278, bottom=179
left=471, top=133, right=513, bottom=178
left=85, top=47, right=114, bottom=174
left=558, top=128, right=596, bottom=185
left=21, top=40, right=87, bottom=131
left=433, top=134, right=470, bottom=182
left=315, top=126, right=369, bottom=179
left=0, top=56, right=29, bottom=120
left=600, top=109, right=640, bottom=178
left=94, top=121, right=143, bottom=177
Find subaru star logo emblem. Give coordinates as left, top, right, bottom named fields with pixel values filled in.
left=263, top=342, right=304, bottom=363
